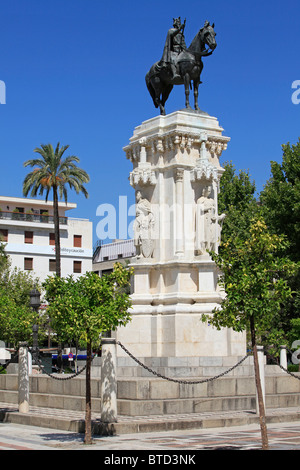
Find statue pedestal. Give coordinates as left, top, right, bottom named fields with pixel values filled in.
left=117, top=110, right=246, bottom=359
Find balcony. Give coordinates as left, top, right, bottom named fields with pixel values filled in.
left=0, top=210, right=68, bottom=225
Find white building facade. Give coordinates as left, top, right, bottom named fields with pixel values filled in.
left=0, top=196, right=93, bottom=281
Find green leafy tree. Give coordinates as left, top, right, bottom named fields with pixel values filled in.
left=0, top=240, right=9, bottom=274
left=218, top=162, right=259, bottom=245
left=0, top=245, right=43, bottom=349
left=203, top=218, right=297, bottom=449
left=43, top=264, right=133, bottom=444
left=23, top=143, right=90, bottom=277
left=0, top=290, right=37, bottom=348
left=0, top=267, right=42, bottom=348
left=260, top=139, right=300, bottom=347
left=260, top=140, right=300, bottom=261
left=1, top=267, right=39, bottom=308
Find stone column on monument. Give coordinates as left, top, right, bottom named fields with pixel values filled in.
left=175, top=168, right=184, bottom=257
left=139, top=138, right=147, bottom=166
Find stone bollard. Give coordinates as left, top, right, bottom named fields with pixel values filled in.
left=256, top=346, right=266, bottom=415
left=101, top=338, right=117, bottom=423
left=18, top=342, right=29, bottom=414
left=280, top=345, right=288, bottom=370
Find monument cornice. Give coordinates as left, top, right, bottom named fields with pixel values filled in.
left=124, top=110, right=230, bottom=163
left=129, top=258, right=219, bottom=269
left=124, top=132, right=230, bottom=163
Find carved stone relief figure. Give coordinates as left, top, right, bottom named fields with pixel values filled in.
left=133, top=191, right=155, bottom=258
left=195, top=184, right=225, bottom=255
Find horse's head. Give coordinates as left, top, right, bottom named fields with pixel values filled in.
left=201, top=21, right=217, bottom=52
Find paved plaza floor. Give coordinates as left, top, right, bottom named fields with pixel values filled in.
left=1, top=421, right=300, bottom=452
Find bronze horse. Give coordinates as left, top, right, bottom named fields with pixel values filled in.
left=145, top=22, right=217, bottom=115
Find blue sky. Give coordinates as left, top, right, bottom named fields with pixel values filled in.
left=0, top=0, right=299, bottom=247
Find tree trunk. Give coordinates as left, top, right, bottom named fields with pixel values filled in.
left=53, top=186, right=61, bottom=278
left=57, top=344, right=63, bottom=373
left=250, top=316, right=269, bottom=450
left=84, top=339, right=92, bottom=445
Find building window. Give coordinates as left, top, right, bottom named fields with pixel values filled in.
left=0, top=229, right=8, bottom=242
left=74, top=235, right=82, bottom=248
left=49, top=259, right=56, bottom=272
left=49, top=233, right=55, bottom=246
left=24, top=257, right=33, bottom=271
left=73, top=260, right=82, bottom=273
left=24, top=231, right=33, bottom=244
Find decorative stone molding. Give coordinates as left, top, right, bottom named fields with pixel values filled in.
left=190, top=135, right=228, bottom=184
left=125, top=131, right=201, bottom=161
left=129, top=167, right=157, bottom=187
left=125, top=133, right=230, bottom=165
left=175, top=167, right=184, bottom=182
left=190, top=160, right=220, bottom=183
left=205, top=137, right=229, bottom=159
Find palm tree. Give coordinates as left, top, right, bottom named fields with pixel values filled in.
left=23, top=143, right=90, bottom=277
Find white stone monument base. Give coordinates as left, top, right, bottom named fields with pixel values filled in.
left=116, top=256, right=246, bottom=359
left=120, top=110, right=247, bottom=364
left=117, top=307, right=246, bottom=358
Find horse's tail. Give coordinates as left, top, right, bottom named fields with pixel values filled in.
left=145, top=71, right=158, bottom=108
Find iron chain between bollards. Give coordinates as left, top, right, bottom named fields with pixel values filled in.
left=117, top=341, right=250, bottom=384
left=35, top=354, right=87, bottom=380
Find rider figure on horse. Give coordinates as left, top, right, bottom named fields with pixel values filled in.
left=159, top=17, right=187, bottom=81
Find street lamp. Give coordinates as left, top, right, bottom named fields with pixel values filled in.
left=30, top=287, right=41, bottom=365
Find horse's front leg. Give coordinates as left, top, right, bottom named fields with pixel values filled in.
left=183, top=74, right=191, bottom=110
left=159, top=102, right=166, bottom=115
left=194, top=79, right=200, bottom=111
left=154, top=93, right=165, bottom=115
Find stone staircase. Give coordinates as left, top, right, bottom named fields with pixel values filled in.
left=1, top=364, right=300, bottom=417
left=1, top=362, right=300, bottom=434
left=116, top=354, right=256, bottom=378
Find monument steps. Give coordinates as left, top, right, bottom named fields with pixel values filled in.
left=2, top=388, right=300, bottom=417
left=0, top=389, right=102, bottom=413
left=1, top=372, right=300, bottom=417
left=2, top=388, right=300, bottom=416
left=1, top=370, right=300, bottom=434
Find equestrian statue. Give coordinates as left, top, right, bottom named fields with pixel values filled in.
left=145, top=18, right=217, bottom=115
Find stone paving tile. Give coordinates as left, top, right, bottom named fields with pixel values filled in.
left=1, top=402, right=300, bottom=450
left=2, top=421, right=300, bottom=451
